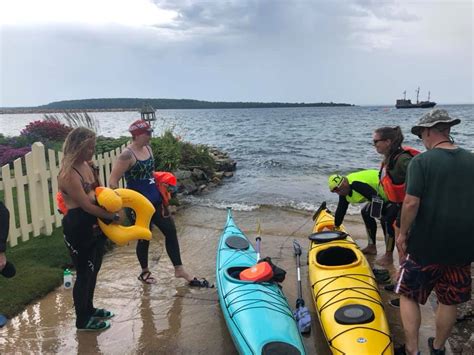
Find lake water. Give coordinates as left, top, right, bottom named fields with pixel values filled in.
left=1, top=104, right=473, bottom=213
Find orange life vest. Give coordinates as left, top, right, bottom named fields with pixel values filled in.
left=239, top=261, right=274, bottom=282
left=153, top=171, right=177, bottom=207
left=380, top=146, right=420, bottom=203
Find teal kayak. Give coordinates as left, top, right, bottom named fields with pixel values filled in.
left=216, top=208, right=306, bottom=355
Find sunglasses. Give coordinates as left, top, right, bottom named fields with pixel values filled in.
left=373, top=139, right=386, bottom=145
left=417, top=128, right=426, bottom=139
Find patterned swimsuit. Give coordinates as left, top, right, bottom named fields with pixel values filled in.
left=124, top=146, right=161, bottom=205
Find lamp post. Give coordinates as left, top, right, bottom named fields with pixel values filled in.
left=140, top=104, right=157, bottom=134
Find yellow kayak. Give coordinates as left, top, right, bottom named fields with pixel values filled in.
left=308, top=202, right=393, bottom=355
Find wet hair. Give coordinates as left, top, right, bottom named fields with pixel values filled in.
left=59, top=127, right=96, bottom=178
left=374, top=126, right=404, bottom=159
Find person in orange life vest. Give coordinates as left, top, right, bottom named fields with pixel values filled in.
left=109, top=120, right=205, bottom=287
left=373, top=126, right=418, bottom=266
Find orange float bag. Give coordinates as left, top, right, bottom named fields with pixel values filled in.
left=153, top=171, right=177, bottom=207
left=239, top=261, right=274, bottom=282
left=56, top=191, right=68, bottom=215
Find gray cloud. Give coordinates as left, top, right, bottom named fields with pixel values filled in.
left=0, top=0, right=472, bottom=106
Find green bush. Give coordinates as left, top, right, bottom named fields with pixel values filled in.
left=96, top=136, right=130, bottom=155
left=180, top=142, right=215, bottom=173
left=150, top=130, right=215, bottom=173
left=150, top=130, right=182, bottom=171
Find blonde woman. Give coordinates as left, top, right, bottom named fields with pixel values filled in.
left=58, top=127, right=122, bottom=331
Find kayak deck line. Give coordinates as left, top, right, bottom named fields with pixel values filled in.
left=224, top=287, right=294, bottom=319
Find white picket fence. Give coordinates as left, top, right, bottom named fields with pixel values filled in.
left=0, top=142, right=127, bottom=247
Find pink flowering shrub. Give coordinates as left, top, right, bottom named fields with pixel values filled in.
left=0, top=145, right=31, bottom=167
left=21, top=120, right=72, bottom=143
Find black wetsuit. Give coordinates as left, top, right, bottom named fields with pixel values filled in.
left=61, top=165, right=105, bottom=328
left=124, top=147, right=182, bottom=269
left=0, top=201, right=9, bottom=254
left=335, top=181, right=396, bottom=251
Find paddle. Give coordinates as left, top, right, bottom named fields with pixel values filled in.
left=292, top=239, right=311, bottom=334
left=256, top=219, right=262, bottom=261
left=255, top=236, right=261, bottom=261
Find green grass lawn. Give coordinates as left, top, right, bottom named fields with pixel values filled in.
left=0, top=227, right=71, bottom=318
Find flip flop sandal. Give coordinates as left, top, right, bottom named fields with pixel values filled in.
left=188, top=277, right=214, bottom=288
left=92, top=308, right=115, bottom=319
left=375, top=273, right=392, bottom=284
left=138, top=271, right=157, bottom=284
left=372, top=268, right=390, bottom=276
left=384, top=284, right=396, bottom=292
left=77, top=318, right=111, bottom=332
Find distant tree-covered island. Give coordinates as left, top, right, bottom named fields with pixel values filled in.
left=0, top=98, right=354, bottom=113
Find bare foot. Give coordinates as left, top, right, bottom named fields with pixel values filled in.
left=375, top=253, right=393, bottom=266
left=174, top=265, right=193, bottom=282
left=361, top=245, right=377, bottom=255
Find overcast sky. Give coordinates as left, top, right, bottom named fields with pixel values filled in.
left=0, top=0, right=472, bottom=107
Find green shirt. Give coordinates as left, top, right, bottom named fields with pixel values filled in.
left=406, top=147, right=474, bottom=265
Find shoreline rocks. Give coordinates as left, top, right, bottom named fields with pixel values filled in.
left=173, top=146, right=237, bottom=198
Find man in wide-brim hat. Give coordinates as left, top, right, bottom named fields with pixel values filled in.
left=410, top=108, right=461, bottom=139
left=394, top=109, right=474, bottom=355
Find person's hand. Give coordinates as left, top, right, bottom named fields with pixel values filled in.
left=396, top=232, right=408, bottom=259
left=0, top=252, right=6, bottom=272
left=112, top=210, right=126, bottom=225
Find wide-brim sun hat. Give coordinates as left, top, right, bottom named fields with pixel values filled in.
left=328, top=174, right=344, bottom=191
left=129, top=119, right=153, bottom=137
left=411, top=109, right=461, bottom=136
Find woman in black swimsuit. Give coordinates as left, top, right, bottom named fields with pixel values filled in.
left=109, top=120, right=208, bottom=287
left=58, top=127, right=123, bottom=331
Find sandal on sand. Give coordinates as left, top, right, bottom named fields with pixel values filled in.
left=375, top=273, right=392, bottom=284
left=138, top=271, right=157, bottom=284
left=78, top=318, right=111, bottom=332
left=189, top=277, right=214, bottom=288
left=372, top=268, right=390, bottom=276
left=92, top=308, right=115, bottom=319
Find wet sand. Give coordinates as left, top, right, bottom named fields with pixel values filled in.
left=0, top=205, right=446, bottom=354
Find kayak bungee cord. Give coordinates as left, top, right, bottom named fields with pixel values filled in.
left=224, top=285, right=294, bottom=319
left=329, top=326, right=393, bottom=355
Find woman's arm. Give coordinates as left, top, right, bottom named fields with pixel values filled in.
left=109, top=150, right=134, bottom=189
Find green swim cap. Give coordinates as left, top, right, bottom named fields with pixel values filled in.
left=328, top=174, right=344, bottom=191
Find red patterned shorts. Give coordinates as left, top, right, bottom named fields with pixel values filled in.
left=396, top=255, right=471, bottom=305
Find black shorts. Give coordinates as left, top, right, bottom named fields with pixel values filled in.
left=396, top=255, right=471, bottom=305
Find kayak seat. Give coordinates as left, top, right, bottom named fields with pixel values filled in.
left=308, top=231, right=348, bottom=243
left=316, top=246, right=357, bottom=266
left=262, top=341, right=302, bottom=355
left=225, top=236, right=249, bottom=250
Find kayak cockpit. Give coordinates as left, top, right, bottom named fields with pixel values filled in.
left=314, top=245, right=361, bottom=269
left=262, top=341, right=302, bottom=355
left=226, top=266, right=249, bottom=279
